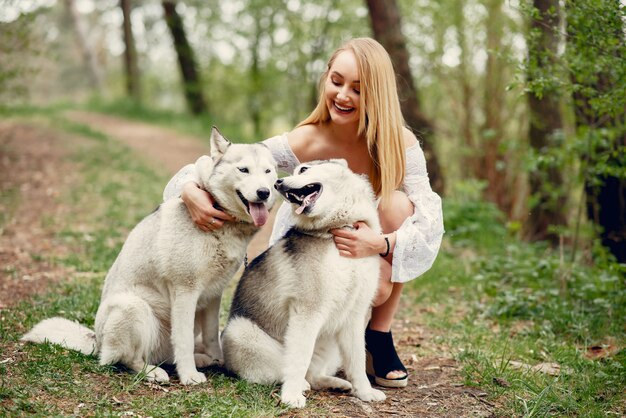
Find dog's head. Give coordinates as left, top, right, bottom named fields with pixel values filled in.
left=274, top=159, right=380, bottom=232
left=202, top=127, right=278, bottom=227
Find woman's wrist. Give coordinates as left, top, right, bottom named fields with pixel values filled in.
left=181, top=181, right=200, bottom=200
left=378, top=232, right=396, bottom=257
left=378, top=235, right=390, bottom=257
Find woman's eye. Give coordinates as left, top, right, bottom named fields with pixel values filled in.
left=298, top=166, right=308, bottom=174
left=238, top=167, right=249, bottom=173
left=353, top=89, right=360, bottom=95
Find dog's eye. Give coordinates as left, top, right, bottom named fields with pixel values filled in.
left=298, top=166, right=308, bottom=174
left=238, top=167, right=249, bottom=173
left=265, top=169, right=271, bottom=174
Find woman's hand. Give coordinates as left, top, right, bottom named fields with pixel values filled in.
left=330, top=221, right=392, bottom=258
left=181, top=182, right=235, bottom=232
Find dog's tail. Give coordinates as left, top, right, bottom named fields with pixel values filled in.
left=21, top=317, right=97, bottom=356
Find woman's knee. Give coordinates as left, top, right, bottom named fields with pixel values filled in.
left=379, top=191, right=413, bottom=233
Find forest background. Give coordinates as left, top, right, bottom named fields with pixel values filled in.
left=1, top=0, right=625, bottom=417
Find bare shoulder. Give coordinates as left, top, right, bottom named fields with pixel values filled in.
left=402, top=127, right=419, bottom=148
left=287, top=124, right=323, bottom=162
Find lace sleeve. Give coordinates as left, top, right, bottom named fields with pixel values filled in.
left=263, top=133, right=300, bottom=175
left=391, top=143, right=444, bottom=283
left=163, top=163, right=199, bottom=201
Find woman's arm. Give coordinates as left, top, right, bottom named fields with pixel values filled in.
left=162, top=157, right=234, bottom=232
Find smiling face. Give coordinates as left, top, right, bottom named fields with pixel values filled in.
left=324, top=50, right=361, bottom=126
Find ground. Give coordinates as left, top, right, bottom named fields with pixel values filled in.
left=0, top=113, right=495, bottom=417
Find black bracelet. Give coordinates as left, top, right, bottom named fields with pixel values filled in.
left=379, top=235, right=390, bottom=257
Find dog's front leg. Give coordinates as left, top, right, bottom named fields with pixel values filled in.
left=280, top=313, right=323, bottom=408
left=338, top=318, right=385, bottom=402
left=171, top=289, right=207, bottom=385
left=197, top=295, right=223, bottom=366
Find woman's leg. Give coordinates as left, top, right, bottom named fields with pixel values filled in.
left=368, top=191, right=413, bottom=381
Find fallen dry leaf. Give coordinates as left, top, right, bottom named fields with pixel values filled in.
left=584, top=339, right=621, bottom=360
left=509, top=360, right=563, bottom=376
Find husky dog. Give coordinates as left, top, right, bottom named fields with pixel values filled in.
left=22, top=127, right=278, bottom=385
left=221, top=159, right=386, bottom=408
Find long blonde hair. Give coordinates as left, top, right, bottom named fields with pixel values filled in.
left=297, top=37, right=406, bottom=206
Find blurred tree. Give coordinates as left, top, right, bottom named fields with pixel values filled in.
left=524, top=0, right=567, bottom=243
left=566, top=0, right=626, bottom=261
left=480, top=0, right=511, bottom=213
left=365, top=0, right=444, bottom=195
left=0, top=12, right=39, bottom=101
left=162, top=0, right=207, bottom=115
left=121, top=0, right=141, bottom=102
left=64, top=0, right=104, bottom=94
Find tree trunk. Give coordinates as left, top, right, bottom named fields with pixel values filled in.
left=365, top=0, right=444, bottom=195
left=162, top=0, right=207, bottom=115
left=120, top=0, right=140, bottom=102
left=481, top=0, right=511, bottom=214
left=524, top=0, right=568, bottom=243
left=65, top=0, right=104, bottom=93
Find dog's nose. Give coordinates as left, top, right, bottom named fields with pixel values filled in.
left=274, top=179, right=283, bottom=190
left=257, top=188, right=270, bottom=201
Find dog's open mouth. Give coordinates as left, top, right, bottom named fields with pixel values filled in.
left=237, top=191, right=269, bottom=227
left=280, top=183, right=322, bottom=215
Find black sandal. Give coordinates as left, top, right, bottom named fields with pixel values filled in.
left=365, top=326, right=408, bottom=388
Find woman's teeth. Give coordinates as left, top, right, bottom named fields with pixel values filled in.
left=334, top=102, right=353, bottom=112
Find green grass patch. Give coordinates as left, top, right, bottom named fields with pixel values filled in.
left=413, top=194, right=626, bottom=417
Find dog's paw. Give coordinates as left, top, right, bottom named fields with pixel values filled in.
left=178, top=370, right=207, bottom=385
left=280, top=380, right=308, bottom=408
left=355, top=387, right=386, bottom=403
left=205, top=346, right=224, bottom=364
left=280, top=389, right=307, bottom=408
left=145, top=366, right=170, bottom=384
left=309, top=375, right=352, bottom=392
left=194, top=353, right=222, bottom=368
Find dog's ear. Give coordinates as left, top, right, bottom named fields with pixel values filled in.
left=210, top=126, right=231, bottom=159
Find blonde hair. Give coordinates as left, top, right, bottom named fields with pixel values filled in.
left=297, top=37, right=406, bottom=206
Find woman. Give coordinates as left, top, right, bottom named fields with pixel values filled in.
left=163, top=37, right=444, bottom=388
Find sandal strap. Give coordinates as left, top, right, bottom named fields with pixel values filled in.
left=365, top=326, right=407, bottom=377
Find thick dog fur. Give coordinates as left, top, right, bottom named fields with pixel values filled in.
left=22, top=127, right=278, bottom=385
left=221, top=159, right=386, bottom=408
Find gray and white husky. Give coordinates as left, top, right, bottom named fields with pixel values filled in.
left=22, top=127, right=278, bottom=385
left=221, top=159, right=386, bottom=408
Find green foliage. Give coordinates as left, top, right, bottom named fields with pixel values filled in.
left=522, top=0, right=626, bottom=249
left=444, top=183, right=507, bottom=247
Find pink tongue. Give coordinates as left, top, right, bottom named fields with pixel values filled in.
left=249, top=202, right=269, bottom=227
left=296, top=192, right=318, bottom=215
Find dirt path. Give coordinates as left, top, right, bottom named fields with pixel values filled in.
left=1, top=113, right=494, bottom=417
left=0, top=122, right=81, bottom=307
left=65, top=110, right=276, bottom=261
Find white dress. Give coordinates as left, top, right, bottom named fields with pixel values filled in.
left=163, top=133, right=444, bottom=283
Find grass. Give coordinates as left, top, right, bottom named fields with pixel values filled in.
left=412, top=196, right=626, bottom=417
left=1, top=104, right=624, bottom=416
